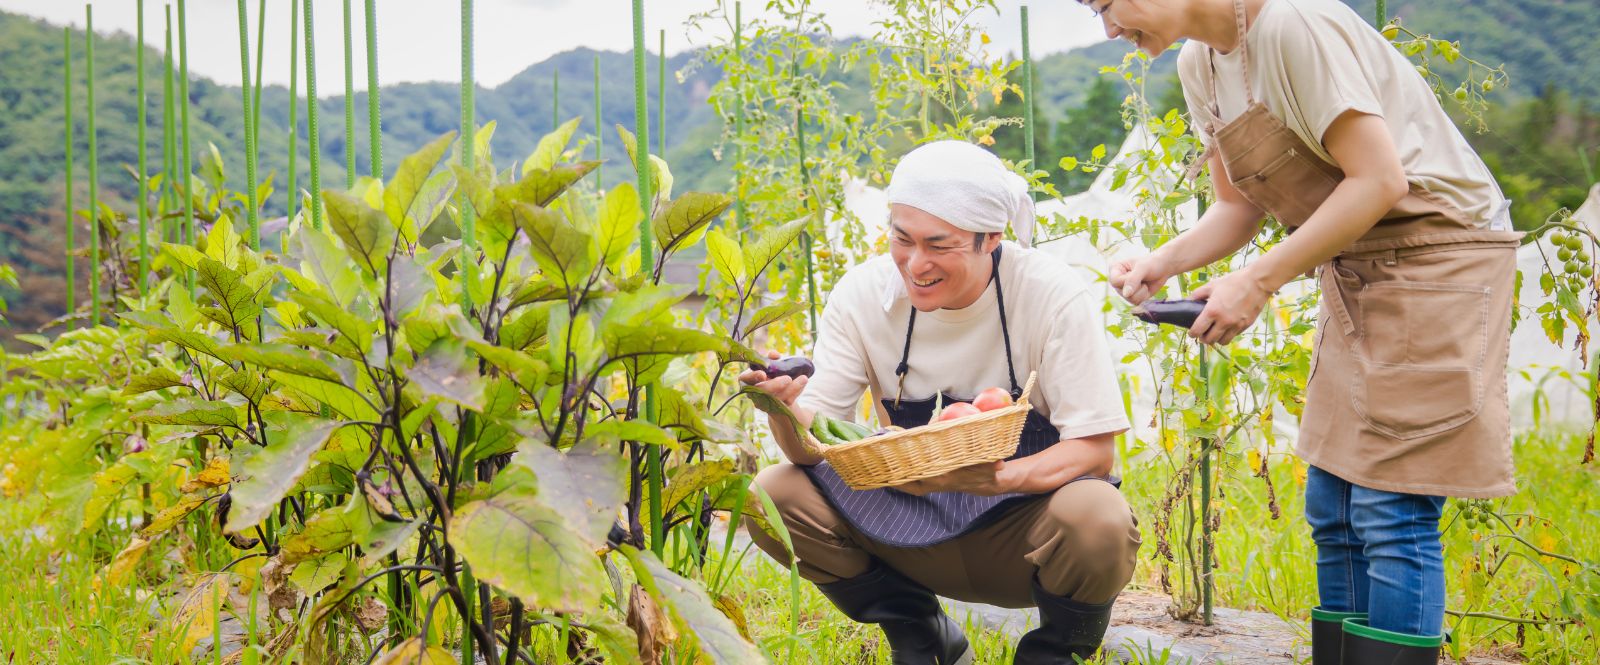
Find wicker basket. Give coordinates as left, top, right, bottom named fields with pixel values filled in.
left=815, top=372, right=1038, bottom=490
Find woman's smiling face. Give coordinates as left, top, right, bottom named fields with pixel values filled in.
left=1080, top=0, right=1180, bottom=58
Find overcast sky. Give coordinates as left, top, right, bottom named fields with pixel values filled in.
left=3, top=0, right=1108, bottom=93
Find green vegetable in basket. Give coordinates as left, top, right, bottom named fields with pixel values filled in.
left=809, top=414, right=873, bottom=445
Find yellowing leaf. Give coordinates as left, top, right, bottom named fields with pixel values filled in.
left=183, top=457, right=232, bottom=492
left=141, top=492, right=209, bottom=538
left=372, top=638, right=456, bottom=665
left=94, top=537, right=151, bottom=591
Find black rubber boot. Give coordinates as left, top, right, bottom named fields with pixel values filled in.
left=1341, top=617, right=1443, bottom=664
left=1310, top=608, right=1366, bottom=665
left=815, top=565, right=973, bottom=665
left=1012, top=578, right=1115, bottom=664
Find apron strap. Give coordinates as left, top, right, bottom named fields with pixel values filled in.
left=1203, top=0, right=1256, bottom=117
left=989, top=247, right=1024, bottom=397
left=893, top=246, right=1023, bottom=404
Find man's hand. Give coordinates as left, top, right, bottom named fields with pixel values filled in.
left=895, top=461, right=1014, bottom=497
left=1188, top=269, right=1273, bottom=345
left=737, top=349, right=808, bottom=412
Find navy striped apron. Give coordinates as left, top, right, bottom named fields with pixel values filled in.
left=803, top=247, right=1115, bottom=548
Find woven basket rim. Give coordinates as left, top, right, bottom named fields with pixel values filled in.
left=816, top=371, right=1038, bottom=458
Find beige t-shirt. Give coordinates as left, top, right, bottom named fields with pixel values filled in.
left=1177, top=0, right=1509, bottom=229
left=796, top=242, right=1130, bottom=441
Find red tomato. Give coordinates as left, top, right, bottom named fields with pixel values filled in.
left=938, top=402, right=982, bottom=422
left=972, top=387, right=1014, bottom=412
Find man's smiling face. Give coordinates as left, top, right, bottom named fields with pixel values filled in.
left=889, top=204, right=1000, bottom=312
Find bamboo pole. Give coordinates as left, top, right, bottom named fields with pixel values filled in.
left=178, top=0, right=196, bottom=290
left=288, top=0, right=299, bottom=226
left=301, top=0, right=324, bottom=230
left=162, top=7, right=175, bottom=238
left=85, top=5, right=100, bottom=326
left=594, top=54, right=602, bottom=190
left=658, top=30, right=666, bottom=159
left=364, top=0, right=382, bottom=179
left=343, top=0, right=356, bottom=186
left=136, top=0, right=148, bottom=293
left=631, top=0, right=664, bottom=558
left=459, top=0, right=475, bottom=249
left=733, top=1, right=744, bottom=238
left=1021, top=5, right=1037, bottom=203
left=63, top=27, right=75, bottom=316
left=235, top=0, right=260, bottom=250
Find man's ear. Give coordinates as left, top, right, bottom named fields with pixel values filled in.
left=983, top=232, right=1003, bottom=254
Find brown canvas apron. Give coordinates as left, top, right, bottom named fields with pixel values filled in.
left=1191, top=0, right=1522, bottom=498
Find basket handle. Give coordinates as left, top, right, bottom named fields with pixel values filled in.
left=1017, top=371, right=1038, bottom=405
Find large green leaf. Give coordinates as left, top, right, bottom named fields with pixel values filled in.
left=624, top=547, right=767, bottom=665
left=614, top=125, right=673, bottom=204
left=523, top=117, right=582, bottom=175
left=269, top=371, right=381, bottom=421
left=214, top=366, right=272, bottom=403
left=585, top=420, right=678, bottom=448
left=516, top=202, right=595, bottom=286
left=132, top=399, right=241, bottom=428
left=743, top=216, right=808, bottom=280
left=653, top=192, right=732, bottom=258
left=289, top=291, right=373, bottom=355
left=448, top=493, right=608, bottom=613
left=197, top=257, right=264, bottom=329
left=217, top=343, right=342, bottom=383
left=226, top=414, right=345, bottom=533
left=508, top=440, right=626, bottom=546
left=467, top=341, right=549, bottom=391
left=280, top=496, right=364, bottom=564
left=743, top=301, right=809, bottom=337
left=407, top=341, right=486, bottom=411
left=291, top=225, right=362, bottom=306
left=705, top=228, right=745, bottom=290
left=499, top=303, right=553, bottom=352
left=662, top=459, right=736, bottom=513
left=325, top=189, right=397, bottom=275
left=123, top=367, right=186, bottom=395
left=596, top=182, right=641, bottom=271
left=506, top=277, right=566, bottom=310
left=383, top=132, right=456, bottom=238
left=603, top=325, right=724, bottom=386
left=658, top=387, right=712, bottom=443
left=501, top=162, right=599, bottom=208
left=387, top=253, right=432, bottom=318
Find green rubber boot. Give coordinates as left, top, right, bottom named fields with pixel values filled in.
left=1341, top=618, right=1443, bottom=664
left=1310, top=608, right=1366, bottom=665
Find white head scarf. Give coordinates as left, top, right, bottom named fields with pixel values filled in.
left=884, top=140, right=1036, bottom=247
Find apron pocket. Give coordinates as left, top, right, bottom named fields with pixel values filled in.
left=1351, top=281, right=1489, bottom=439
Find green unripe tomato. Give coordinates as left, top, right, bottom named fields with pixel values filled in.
left=1558, top=248, right=1573, bottom=262
left=1582, top=265, right=1593, bottom=279
left=1566, top=260, right=1581, bottom=274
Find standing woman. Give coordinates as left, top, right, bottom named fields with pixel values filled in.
left=1094, top=0, right=1520, bottom=663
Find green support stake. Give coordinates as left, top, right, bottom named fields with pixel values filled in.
left=63, top=27, right=75, bottom=316
left=85, top=5, right=100, bottom=326
left=162, top=7, right=175, bottom=237
left=1376, top=0, right=1387, bottom=28
left=365, top=0, right=382, bottom=179
left=1198, top=345, right=1215, bottom=626
left=288, top=0, right=299, bottom=226
left=1021, top=5, right=1037, bottom=203
left=252, top=0, right=265, bottom=127
left=658, top=29, right=666, bottom=158
left=343, top=0, right=356, bottom=186
left=631, top=0, right=663, bottom=557
left=459, top=0, right=475, bottom=250
left=302, top=0, right=324, bottom=230
left=178, top=0, right=196, bottom=291
left=733, top=1, right=745, bottom=238
left=792, top=58, right=820, bottom=339
left=594, top=54, right=602, bottom=190
left=136, top=0, right=148, bottom=294
left=235, top=0, right=260, bottom=250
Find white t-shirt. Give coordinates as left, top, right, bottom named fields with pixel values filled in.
left=1177, top=0, right=1508, bottom=229
left=796, top=242, right=1130, bottom=441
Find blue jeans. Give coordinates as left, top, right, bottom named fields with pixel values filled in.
left=1304, top=465, right=1446, bottom=637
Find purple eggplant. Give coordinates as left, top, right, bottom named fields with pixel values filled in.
left=749, top=355, right=816, bottom=380
left=1133, top=299, right=1207, bottom=329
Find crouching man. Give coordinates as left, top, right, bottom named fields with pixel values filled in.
left=740, top=141, right=1141, bottom=664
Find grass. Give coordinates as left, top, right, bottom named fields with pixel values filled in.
left=1, top=430, right=1595, bottom=663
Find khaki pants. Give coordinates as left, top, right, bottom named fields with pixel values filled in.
left=745, top=463, right=1142, bottom=608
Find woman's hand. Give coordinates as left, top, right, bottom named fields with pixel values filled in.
left=1108, top=254, right=1173, bottom=305
left=1188, top=270, right=1273, bottom=345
